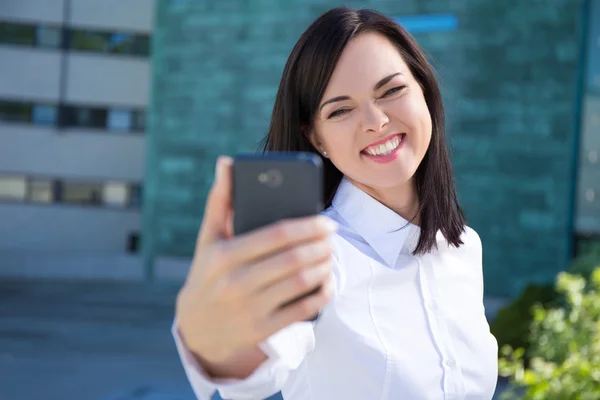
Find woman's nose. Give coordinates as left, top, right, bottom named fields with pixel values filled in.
left=360, top=103, right=389, bottom=133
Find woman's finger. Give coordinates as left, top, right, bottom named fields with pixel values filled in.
left=253, top=259, right=332, bottom=316
left=233, top=237, right=333, bottom=294
left=208, top=215, right=337, bottom=279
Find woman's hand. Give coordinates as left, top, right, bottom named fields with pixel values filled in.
left=176, top=156, right=336, bottom=365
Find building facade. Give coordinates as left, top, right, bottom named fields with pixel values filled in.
left=0, top=0, right=152, bottom=279
left=576, top=0, right=600, bottom=241
left=144, top=0, right=599, bottom=298
left=0, top=0, right=597, bottom=297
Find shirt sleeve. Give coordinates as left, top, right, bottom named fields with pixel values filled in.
left=172, top=319, right=316, bottom=400
left=173, top=231, right=343, bottom=400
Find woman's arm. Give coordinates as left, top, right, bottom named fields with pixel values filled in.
left=173, top=319, right=317, bottom=400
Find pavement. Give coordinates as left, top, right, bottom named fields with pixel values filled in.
left=0, top=279, right=508, bottom=400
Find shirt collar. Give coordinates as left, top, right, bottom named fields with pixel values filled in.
left=331, top=178, right=421, bottom=267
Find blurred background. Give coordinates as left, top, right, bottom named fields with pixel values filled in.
left=0, top=0, right=598, bottom=399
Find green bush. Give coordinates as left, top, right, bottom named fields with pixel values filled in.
left=490, top=242, right=600, bottom=363
left=490, top=284, right=556, bottom=357
left=498, top=268, right=600, bottom=399
left=570, top=242, right=600, bottom=280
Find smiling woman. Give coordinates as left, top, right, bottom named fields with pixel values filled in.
left=174, top=6, right=498, bottom=400
left=262, top=9, right=464, bottom=254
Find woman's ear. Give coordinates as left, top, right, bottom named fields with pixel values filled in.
left=306, top=129, right=328, bottom=158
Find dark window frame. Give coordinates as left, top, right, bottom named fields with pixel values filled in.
left=57, top=104, right=146, bottom=134
left=0, top=20, right=150, bottom=56
left=0, top=98, right=146, bottom=134
left=0, top=99, right=58, bottom=125
left=0, top=20, right=63, bottom=48
left=0, top=173, right=144, bottom=210
left=65, top=27, right=150, bottom=57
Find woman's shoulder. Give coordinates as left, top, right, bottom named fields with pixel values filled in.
left=437, top=224, right=482, bottom=257
left=461, top=225, right=482, bottom=250
left=452, top=226, right=484, bottom=269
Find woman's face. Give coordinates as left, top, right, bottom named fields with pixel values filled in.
left=312, top=32, right=432, bottom=193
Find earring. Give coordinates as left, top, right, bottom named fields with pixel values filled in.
left=322, top=149, right=328, bottom=156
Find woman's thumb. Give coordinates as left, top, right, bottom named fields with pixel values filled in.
left=197, top=156, right=233, bottom=246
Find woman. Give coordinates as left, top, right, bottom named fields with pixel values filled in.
left=174, top=7, right=498, bottom=400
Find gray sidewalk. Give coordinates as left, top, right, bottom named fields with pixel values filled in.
left=0, top=279, right=195, bottom=400
left=0, top=279, right=508, bottom=400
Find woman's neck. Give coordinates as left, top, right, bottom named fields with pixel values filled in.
left=348, top=177, right=420, bottom=225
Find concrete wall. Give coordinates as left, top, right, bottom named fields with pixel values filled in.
left=0, top=125, right=145, bottom=182
left=0, top=48, right=62, bottom=101
left=0, top=48, right=150, bottom=106
left=0, top=0, right=153, bottom=32
left=0, top=0, right=153, bottom=280
left=65, top=54, right=150, bottom=107
left=0, top=203, right=140, bottom=251
left=0, top=202, right=145, bottom=280
left=0, top=0, right=64, bottom=24
left=68, top=0, right=153, bottom=32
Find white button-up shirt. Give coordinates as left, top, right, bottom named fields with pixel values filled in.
left=174, top=178, right=499, bottom=400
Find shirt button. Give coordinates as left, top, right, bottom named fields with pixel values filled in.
left=445, top=359, right=456, bottom=368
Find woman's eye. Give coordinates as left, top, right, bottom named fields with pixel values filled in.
left=382, top=85, right=406, bottom=98
left=328, top=108, right=350, bottom=119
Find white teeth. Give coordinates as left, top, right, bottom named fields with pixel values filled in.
left=365, top=135, right=402, bottom=156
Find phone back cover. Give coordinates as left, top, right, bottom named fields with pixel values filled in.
left=233, top=154, right=324, bottom=235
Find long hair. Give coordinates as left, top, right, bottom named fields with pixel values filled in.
left=261, top=7, right=466, bottom=254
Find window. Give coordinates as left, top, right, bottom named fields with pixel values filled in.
left=129, top=184, right=143, bottom=207
left=0, top=175, right=143, bottom=209
left=0, top=176, right=27, bottom=201
left=56, top=180, right=142, bottom=208
left=127, top=231, right=140, bottom=253
left=69, top=29, right=150, bottom=56
left=0, top=22, right=61, bottom=48
left=32, top=105, right=58, bottom=126
left=0, top=21, right=149, bottom=55
left=36, top=26, right=62, bottom=48
left=0, top=100, right=32, bottom=123
left=0, top=99, right=145, bottom=133
left=69, top=30, right=108, bottom=53
left=102, top=181, right=129, bottom=207
left=585, top=188, right=596, bottom=203
left=61, top=106, right=107, bottom=129
left=29, top=179, right=54, bottom=203
left=107, top=109, right=132, bottom=132
left=132, top=110, right=146, bottom=132
left=0, top=22, right=36, bottom=46
left=107, top=32, right=150, bottom=56
left=0, top=100, right=57, bottom=125
left=59, top=105, right=145, bottom=133
left=59, top=181, right=103, bottom=205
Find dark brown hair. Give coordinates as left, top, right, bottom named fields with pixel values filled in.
left=261, top=7, right=466, bottom=254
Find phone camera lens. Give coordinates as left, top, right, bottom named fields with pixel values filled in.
left=258, top=169, right=283, bottom=188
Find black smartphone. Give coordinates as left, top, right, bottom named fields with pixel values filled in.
left=232, top=152, right=325, bottom=320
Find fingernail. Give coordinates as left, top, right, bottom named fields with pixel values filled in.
left=215, top=157, right=224, bottom=180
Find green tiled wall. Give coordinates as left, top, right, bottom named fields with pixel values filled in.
left=144, top=0, right=585, bottom=297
